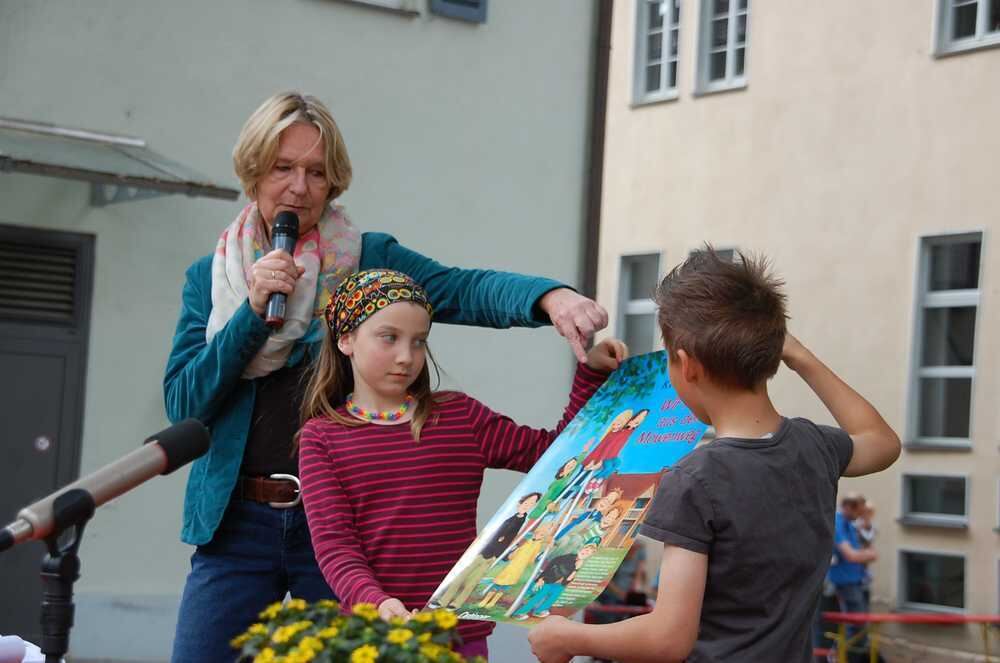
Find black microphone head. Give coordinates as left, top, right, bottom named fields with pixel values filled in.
left=145, top=419, right=211, bottom=475
left=0, top=529, right=12, bottom=552
left=272, top=211, right=299, bottom=240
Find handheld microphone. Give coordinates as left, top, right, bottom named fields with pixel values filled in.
left=0, top=419, right=210, bottom=552
left=265, top=211, right=300, bottom=329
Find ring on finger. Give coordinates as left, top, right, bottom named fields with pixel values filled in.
left=271, top=270, right=277, bottom=279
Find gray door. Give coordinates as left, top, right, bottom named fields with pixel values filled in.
left=0, top=224, right=93, bottom=643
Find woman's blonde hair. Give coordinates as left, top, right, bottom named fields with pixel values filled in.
left=297, top=324, right=447, bottom=447
left=233, top=91, right=353, bottom=201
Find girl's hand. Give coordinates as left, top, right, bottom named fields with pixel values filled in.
left=539, top=289, right=609, bottom=363
left=586, top=338, right=628, bottom=374
left=378, top=597, right=414, bottom=622
left=248, top=249, right=305, bottom=316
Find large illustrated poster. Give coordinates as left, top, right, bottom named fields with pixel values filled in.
left=427, top=351, right=707, bottom=626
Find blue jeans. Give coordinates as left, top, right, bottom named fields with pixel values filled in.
left=170, top=498, right=335, bottom=663
left=834, top=583, right=869, bottom=650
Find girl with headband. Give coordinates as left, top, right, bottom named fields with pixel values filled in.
left=297, top=269, right=626, bottom=660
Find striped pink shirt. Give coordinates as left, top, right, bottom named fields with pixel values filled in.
left=298, top=363, right=605, bottom=643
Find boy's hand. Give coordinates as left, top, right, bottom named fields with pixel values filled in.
left=529, top=615, right=575, bottom=663
left=378, top=597, right=414, bottom=621
left=781, top=332, right=811, bottom=373
left=586, top=338, right=628, bottom=373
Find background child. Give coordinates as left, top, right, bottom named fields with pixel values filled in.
left=297, top=269, right=625, bottom=660
left=528, top=248, right=900, bottom=663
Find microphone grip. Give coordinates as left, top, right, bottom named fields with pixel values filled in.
left=265, top=233, right=297, bottom=329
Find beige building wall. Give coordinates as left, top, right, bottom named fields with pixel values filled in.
left=599, top=0, right=999, bottom=655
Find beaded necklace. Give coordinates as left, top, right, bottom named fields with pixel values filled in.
left=345, top=393, right=415, bottom=423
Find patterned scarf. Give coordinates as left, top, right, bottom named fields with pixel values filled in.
left=325, top=269, right=433, bottom=338
left=206, top=202, right=362, bottom=378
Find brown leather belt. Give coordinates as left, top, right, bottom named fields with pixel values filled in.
left=236, top=474, right=301, bottom=509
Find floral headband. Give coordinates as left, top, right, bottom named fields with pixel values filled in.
left=325, top=269, right=433, bottom=338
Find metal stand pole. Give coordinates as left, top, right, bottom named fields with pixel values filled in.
left=38, top=489, right=95, bottom=663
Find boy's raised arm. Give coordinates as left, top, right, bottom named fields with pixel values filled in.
left=782, top=334, right=901, bottom=477
left=529, top=545, right=707, bottom=663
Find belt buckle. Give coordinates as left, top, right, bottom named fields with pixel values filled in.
left=268, top=473, right=301, bottom=509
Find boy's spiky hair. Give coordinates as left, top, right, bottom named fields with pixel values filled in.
left=655, top=246, right=788, bottom=389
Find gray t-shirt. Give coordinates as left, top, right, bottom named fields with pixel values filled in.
left=639, top=417, right=853, bottom=662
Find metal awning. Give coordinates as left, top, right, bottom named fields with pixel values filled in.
left=0, top=117, right=240, bottom=206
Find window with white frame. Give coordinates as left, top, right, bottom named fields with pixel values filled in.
left=634, top=0, right=681, bottom=103
left=430, top=0, right=487, bottom=23
left=936, top=0, right=1000, bottom=54
left=901, top=474, right=969, bottom=527
left=899, top=550, right=965, bottom=611
left=909, top=233, right=982, bottom=447
left=696, top=0, right=749, bottom=94
left=618, top=254, right=661, bottom=355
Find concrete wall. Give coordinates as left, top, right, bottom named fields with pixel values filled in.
left=0, top=1, right=597, bottom=659
left=599, top=0, right=999, bottom=655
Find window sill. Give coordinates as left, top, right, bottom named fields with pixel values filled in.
left=897, top=603, right=966, bottom=616
left=897, top=516, right=968, bottom=529
left=692, top=80, right=748, bottom=98
left=903, top=440, right=972, bottom=452
left=934, top=34, right=1000, bottom=58
left=631, top=91, right=680, bottom=108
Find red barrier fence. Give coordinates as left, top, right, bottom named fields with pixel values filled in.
left=818, top=612, right=1000, bottom=663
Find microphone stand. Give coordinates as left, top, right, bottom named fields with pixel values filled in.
left=38, top=488, right=95, bottom=663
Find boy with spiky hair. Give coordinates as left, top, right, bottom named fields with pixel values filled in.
left=529, top=248, right=900, bottom=663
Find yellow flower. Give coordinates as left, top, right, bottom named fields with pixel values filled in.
left=412, top=612, right=433, bottom=623
left=273, top=620, right=314, bottom=644
left=386, top=628, right=414, bottom=644
left=420, top=643, right=444, bottom=658
left=272, top=625, right=296, bottom=644
left=259, top=602, right=284, bottom=620
left=249, top=623, right=269, bottom=636
left=352, top=603, right=380, bottom=621
left=284, top=648, right=316, bottom=663
left=286, top=598, right=308, bottom=611
left=388, top=616, right=407, bottom=627
left=298, top=636, right=323, bottom=653
left=253, top=647, right=277, bottom=663
left=350, top=643, right=379, bottom=663
left=417, top=633, right=431, bottom=643
left=317, top=626, right=340, bottom=639
left=317, top=599, right=340, bottom=610
left=433, top=610, right=458, bottom=630
left=230, top=633, right=251, bottom=648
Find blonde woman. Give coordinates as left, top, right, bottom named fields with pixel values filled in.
left=164, top=92, right=608, bottom=662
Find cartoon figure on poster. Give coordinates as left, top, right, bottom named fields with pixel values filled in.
left=428, top=350, right=707, bottom=626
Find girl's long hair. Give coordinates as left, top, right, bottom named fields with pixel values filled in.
left=296, top=326, right=446, bottom=449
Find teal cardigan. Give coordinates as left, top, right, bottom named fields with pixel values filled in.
left=164, top=232, right=564, bottom=545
